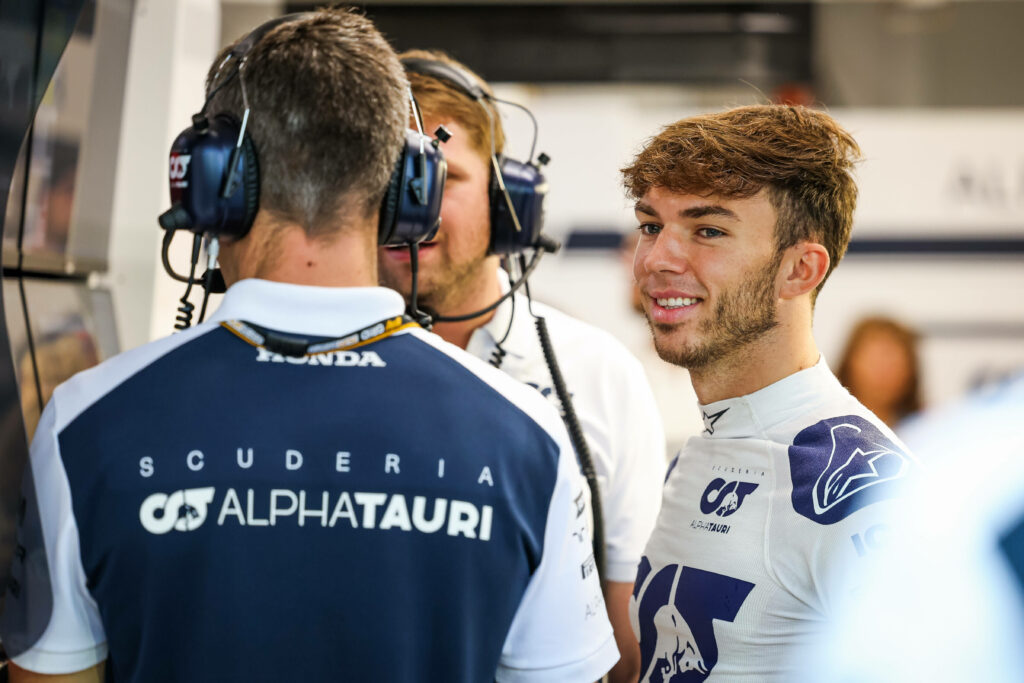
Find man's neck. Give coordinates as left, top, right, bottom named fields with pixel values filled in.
left=221, top=215, right=378, bottom=288
left=430, top=266, right=503, bottom=350
left=689, top=316, right=820, bottom=405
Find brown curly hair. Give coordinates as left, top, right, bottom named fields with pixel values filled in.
left=622, top=105, right=862, bottom=296
left=399, top=49, right=505, bottom=164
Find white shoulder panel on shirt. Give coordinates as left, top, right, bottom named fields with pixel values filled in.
left=50, top=322, right=218, bottom=433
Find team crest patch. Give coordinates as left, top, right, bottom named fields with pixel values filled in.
left=632, top=558, right=754, bottom=682
left=788, top=415, right=911, bottom=525
left=700, top=479, right=758, bottom=518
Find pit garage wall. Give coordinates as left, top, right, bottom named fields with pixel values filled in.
left=107, top=0, right=219, bottom=349
left=0, top=0, right=219, bottom=642
left=0, top=0, right=90, bottom=630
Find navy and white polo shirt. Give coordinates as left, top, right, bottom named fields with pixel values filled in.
left=631, top=358, right=916, bottom=682
left=0, top=279, right=618, bottom=682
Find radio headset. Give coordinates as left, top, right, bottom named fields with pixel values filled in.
left=402, top=58, right=607, bottom=579
left=158, top=13, right=447, bottom=330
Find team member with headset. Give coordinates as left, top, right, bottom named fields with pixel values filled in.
left=379, top=50, right=667, bottom=683
left=0, top=11, right=618, bottom=682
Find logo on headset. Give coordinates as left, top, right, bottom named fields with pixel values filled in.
left=169, top=153, right=191, bottom=189
left=139, top=487, right=215, bottom=534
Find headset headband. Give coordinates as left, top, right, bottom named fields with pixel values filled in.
left=401, top=57, right=488, bottom=102
left=400, top=54, right=548, bottom=257
left=231, top=12, right=314, bottom=61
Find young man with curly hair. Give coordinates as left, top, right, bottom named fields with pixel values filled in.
left=625, top=106, right=916, bottom=681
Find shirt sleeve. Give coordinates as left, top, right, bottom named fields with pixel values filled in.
left=0, top=398, right=107, bottom=674
left=596, top=353, right=667, bottom=583
left=804, top=497, right=903, bottom=619
left=496, top=439, right=620, bottom=682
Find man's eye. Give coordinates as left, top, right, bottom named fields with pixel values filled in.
left=697, top=227, right=725, bottom=238
left=637, top=223, right=661, bottom=236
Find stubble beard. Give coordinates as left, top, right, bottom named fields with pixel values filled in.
left=380, top=245, right=492, bottom=317
left=649, top=251, right=783, bottom=370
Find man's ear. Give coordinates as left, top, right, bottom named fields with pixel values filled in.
left=778, top=242, right=829, bottom=300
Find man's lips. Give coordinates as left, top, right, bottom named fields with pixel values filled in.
left=646, top=289, right=704, bottom=324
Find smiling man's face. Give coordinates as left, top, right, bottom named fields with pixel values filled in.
left=632, top=186, right=784, bottom=370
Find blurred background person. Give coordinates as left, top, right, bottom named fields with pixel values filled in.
left=835, top=316, right=923, bottom=432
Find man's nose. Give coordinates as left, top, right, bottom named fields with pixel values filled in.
left=635, top=229, right=689, bottom=279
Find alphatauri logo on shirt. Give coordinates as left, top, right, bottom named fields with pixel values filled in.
left=139, top=487, right=495, bottom=541
left=139, top=487, right=216, bottom=534
left=699, top=479, right=758, bottom=518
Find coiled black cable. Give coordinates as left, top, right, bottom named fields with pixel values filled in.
left=488, top=345, right=507, bottom=368
left=488, top=289, right=515, bottom=369
left=161, top=230, right=193, bottom=283
left=174, top=234, right=203, bottom=331
left=533, top=313, right=606, bottom=580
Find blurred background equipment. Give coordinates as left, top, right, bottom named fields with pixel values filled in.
left=0, top=0, right=132, bottom=659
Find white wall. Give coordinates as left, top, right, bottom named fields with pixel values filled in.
left=106, top=0, right=219, bottom=351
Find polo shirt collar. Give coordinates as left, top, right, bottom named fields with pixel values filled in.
left=469, top=269, right=535, bottom=360
left=209, top=278, right=406, bottom=336
left=698, top=356, right=840, bottom=439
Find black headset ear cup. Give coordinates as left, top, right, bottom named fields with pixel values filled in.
left=166, top=113, right=260, bottom=239
left=488, top=156, right=547, bottom=255
left=378, top=146, right=406, bottom=245
left=378, top=130, right=445, bottom=246
left=240, top=132, right=260, bottom=234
